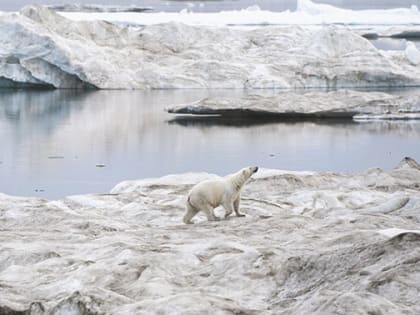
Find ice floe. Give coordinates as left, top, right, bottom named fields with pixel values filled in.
left=1, top=157, right=420, bottom=314
left=167, top=90, right=420, bottom=120
left=1, top=6, right=420, bottom=89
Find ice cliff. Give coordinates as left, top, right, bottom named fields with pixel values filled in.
left=1, top=158, right=420, bottom=314
left=1, top=6, right=420, bottom=89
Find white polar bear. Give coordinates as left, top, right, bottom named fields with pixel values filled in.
left=183, top=166, right=258, bottom=224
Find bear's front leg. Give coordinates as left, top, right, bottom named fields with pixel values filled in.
left=223, top=201, right=234, bottom=218
left=234, top=196, right=245, bottom=217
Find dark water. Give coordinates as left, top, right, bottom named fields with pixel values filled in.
left=1, top=0, right=418, bottom=12
left=1, top=89, right=420, bottom=199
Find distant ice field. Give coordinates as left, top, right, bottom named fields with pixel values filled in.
left=55, top=0, right=420, bottom=27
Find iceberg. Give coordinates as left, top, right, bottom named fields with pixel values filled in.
left=1, top=158, right=420, bottom=314
left=405, top=41, right=420, bottom=65
left=1, top=6, right=420, bottom=90
left=167, top=90, right=420, bottom=120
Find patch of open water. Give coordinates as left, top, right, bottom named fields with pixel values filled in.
left=0, top=88, right=420, bottom=199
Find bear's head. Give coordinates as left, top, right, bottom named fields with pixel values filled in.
left=229, top=167, right=258, bottom=189
left=241, top=166, right=258, bottom=180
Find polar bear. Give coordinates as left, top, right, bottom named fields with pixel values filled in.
left=183, top=166, right=258, bottom=224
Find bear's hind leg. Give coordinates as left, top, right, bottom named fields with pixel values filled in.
left=202, top=205, right=220, bottom=222
left=183, top=201, right=199, bottom=224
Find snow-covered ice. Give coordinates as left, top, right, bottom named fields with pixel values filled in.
left=1, top=5, right=420, bottom=89
left=1, top=157, right=420, bottom=314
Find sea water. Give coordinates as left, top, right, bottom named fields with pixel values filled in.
left=1, top=89, right=420, bottom=199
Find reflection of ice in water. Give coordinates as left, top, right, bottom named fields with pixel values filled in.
left=1, top=89, right=420, bottom=199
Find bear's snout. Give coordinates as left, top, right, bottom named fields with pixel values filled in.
left=253, top=166, right=259, bottom=173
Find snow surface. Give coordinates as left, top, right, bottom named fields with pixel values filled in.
left=1, top=5, right=420, bottom=89
left=59, top=0, right=420, bottom=27
left=167, top=90, right=420, bottom=120
left=1, top=157, right=420, bottom=314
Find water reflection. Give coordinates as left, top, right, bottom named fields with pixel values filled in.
left=1, top=89, right=420, bottom=199
left=168, top=115, right=360, bottom=127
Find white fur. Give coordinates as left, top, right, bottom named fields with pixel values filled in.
left=183, top=166, right=258, bottom=224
